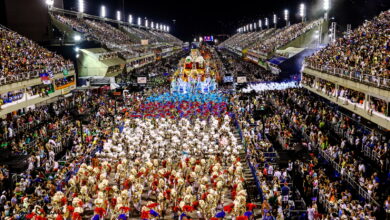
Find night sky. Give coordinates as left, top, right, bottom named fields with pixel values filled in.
left=63, top=0, right=389, bottom=42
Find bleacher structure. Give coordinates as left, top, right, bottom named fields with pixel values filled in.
left=220, top=19, right=326, bottom=70
left=49, top=7, right=182, bottom=79
left=0, top=24, right=76, bottom=117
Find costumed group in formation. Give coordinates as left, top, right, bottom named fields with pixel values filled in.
left=23, top=49, right=256, bottom=220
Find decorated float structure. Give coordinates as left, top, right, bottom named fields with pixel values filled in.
left=171, top=49, right=219, bottom=94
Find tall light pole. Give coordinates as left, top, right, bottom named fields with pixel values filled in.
left=284, top=9, right=289, bottom=26
left=137, top=17, right=141, bottom=27
left=129, top=15, right=133, bottom=25
left=116, top=11, right=121, bottom=22
left=101, top=6, right=106, bottom=18
left=323, top=0, right=330, bottom=19
left=273, top=14, right=277, bottom=28
left=78, top=0, right=84, bottom=13
left=259, top=20, right=262, bottom=30
left=265, top=18, right=269, bottom=29
left=45, top=0, right=54, bottom=9
left=299, top=3, right=306, bottom=22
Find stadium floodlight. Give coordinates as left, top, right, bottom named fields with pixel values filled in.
left=75, top=47, right=80, bottom=52
left=273, top=14, right=277, bottom=26
left=249, top=23, right=253, bottom=31
left=128, top=15, right=133, bottom=24
left=151, top=21, right=154, bottom=29
left=254, top=22, right=257, bottom=30
left=78, top=0, right=84, bottom=13
left=156, top=23, right=159, bottom=30
left=74, top=35, right=81, bottom=41
left=116, top=11, right=121, bottom=21
left=323, top=0, right=330, bottom=10
left=284, top=9, right=289, bottom=21
left=299, top=3, right=306, bottom=22
left=145, top=19, right=148, bottom=28
left=284, top=9, right=289, bottom=26
left=101, top=6, right=106, bottom=18
left=199, top=37, right=203, bottom=42
left=194, top=38, right=197, bottom=42
left=265, top=18, right=269, bottom=28
left=167, top=26, right=170, bottom=32
left=259, top=20, right=262, bottom=29
left=45, top=0, right=54, bottom=7
left=323, top=0, right=330, bottom=19
left=137, top=17, right=141, bottom=26
left=164, top=25, right=167, bottom=32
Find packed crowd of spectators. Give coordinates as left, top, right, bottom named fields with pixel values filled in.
left=220, top=29, right=274, bottom=50
left=302, top=74, right=389, bottom=117
left=305, top=10, right=390, bottom=87
left=251, top=19, right=323, bottom=56
left=55, top=14, right=181, bottom=61
left=0, top=27, right=73, bottom=85
left=268, top=88, right=388, bottom=202
left=218, top=50, right=279, bottom=83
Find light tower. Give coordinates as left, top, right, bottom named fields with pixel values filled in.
left=323, top=0, right=330, bottom=19
left=265, top=18, right=269, bottom=29
left=77, top=0, right=84, bottom=18
left=45, top=0, right=54, bottom=9
left=273, top=14, right=277, bottom=28
left=116, top=11, right=121, bottom=22
left=284, top=9, right=289, bottom=26
left=129, top=15, right=133, bottom=25
left=299, top=3, right=306, bottom=22
left=259, top=20, right=262, bottom=30
left=101, top=6, right=106, bottom=18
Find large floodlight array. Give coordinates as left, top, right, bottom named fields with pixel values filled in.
left=128, top=15, right=133, bottom=24
left=235, top=2, right=328, bottom=31
left=101, top=6, right=106, bottom=18
left=299, top=3, right=305, bottom=18
left=116, top=11, right=121, bottom=21
left=137, top=17, right=141, bottom=26
left=45, top=0, right=54, bottom=6
left=323, top=0, right=330, bottom=11
left=284, top=9, right=289, bottom=21
left=78, top=0, right=84, bottom=13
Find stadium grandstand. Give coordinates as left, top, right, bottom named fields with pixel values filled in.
left=0, top=0, right=388, bottom=219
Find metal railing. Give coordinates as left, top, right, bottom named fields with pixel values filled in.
left=305, top=63, right=390, bottom=89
